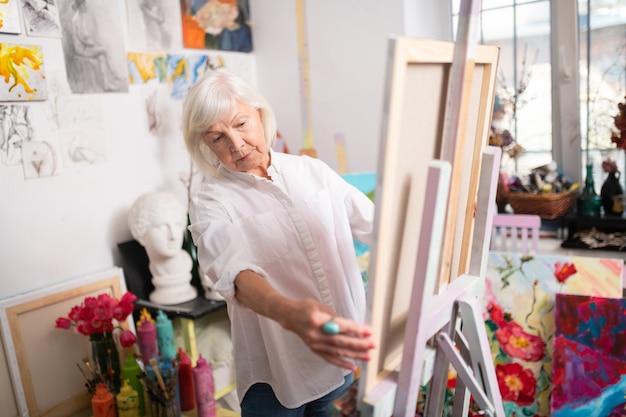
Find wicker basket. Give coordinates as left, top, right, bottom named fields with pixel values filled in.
left=505, top=188, right=579, bottom=220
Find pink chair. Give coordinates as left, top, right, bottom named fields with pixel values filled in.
left=490, top=214, right=541, bottom=254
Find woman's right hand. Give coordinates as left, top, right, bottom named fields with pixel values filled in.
left=235, top=271, right=375, bottom=370
left=280, top=298, right=376, bottom=370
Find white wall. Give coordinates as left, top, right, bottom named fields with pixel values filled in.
left=253, top=0, right=452, bottom=173
left=0, top=0, right=450, bottom=300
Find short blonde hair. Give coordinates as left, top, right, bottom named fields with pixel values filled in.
left=182, top=69, right=277, bottom=178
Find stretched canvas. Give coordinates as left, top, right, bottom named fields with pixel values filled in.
left=128, top=52, right=168, bottom=85
left=181, top=0, right=252, bottom=52
left=0, top=43, right=47, bottom=101
left=551, top=293, right=626, bottom=417
left=0, top=0, right=21, bottom=34
left=482, top=252, right=623, bottom=417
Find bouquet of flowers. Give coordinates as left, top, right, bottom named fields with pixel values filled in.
left=489, top=125, right=524, bottom=160
left=55, top=291, right=138, bottom=394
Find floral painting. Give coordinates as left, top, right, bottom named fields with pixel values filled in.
left=551, top=293, right=626, bottom=417
left=482, top=252, right=622, bottom=417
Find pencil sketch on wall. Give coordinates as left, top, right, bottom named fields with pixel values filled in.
left=21, top=0, right=62, bottom=38
left=56, top=95, right=107, bottom=167
left=0, top=104, right=61, bottom=179
left=57, top=0, right=128, bottom=94
left=0, top=105, right=31, bottom=166
left=126, top=0, right=183, bottom=51
left=22, top=140, right=59, bottom=179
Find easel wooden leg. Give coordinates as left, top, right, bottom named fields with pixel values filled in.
left=424, top=296, right=504, bottom=417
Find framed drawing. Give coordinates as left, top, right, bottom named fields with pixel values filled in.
left=361, top=36, right=500, bottom=393
left=0, top=267, right=130, bottom=417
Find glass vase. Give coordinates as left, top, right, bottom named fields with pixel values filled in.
left=577, top=164, right=601, bottom=217
left=147, top=394, right=180, bottom=417
left=600, top=171, right=624, bottom=216
left=90, top=332, right=121, bottom=394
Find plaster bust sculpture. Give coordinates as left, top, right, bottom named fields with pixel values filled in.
left=128, top=192, right=197, bottom=305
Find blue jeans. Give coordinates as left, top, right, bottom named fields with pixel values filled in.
left=240, top=373, right=354, bottom=417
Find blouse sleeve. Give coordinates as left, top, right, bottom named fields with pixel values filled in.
left=312, top=157, right=375, bottom=246
left=188, top=195, right=268, bottom=304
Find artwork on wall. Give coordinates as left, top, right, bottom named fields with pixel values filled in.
left=56, top=0, right=128, bottom=94
left=56, top=95, right=107, bottom=167
left=126, top=0, right=183, bottom=51
left=0, top=103, right=61, bottom=179
left=181, top=0, right=252, bottom=52
left=0, top=0, right=21, bottom=34
left=166, top=53, right=225, bottom=100
left=21, top=139, right=59, bottom=179
left=0, top=43, right=48, bottom=101
left=481, top=252, right=623, bottom=417
left=21, top=0, right=62, bottom=38
left=0, top=104, right=31, bottom=166
left=128, top=52, right=168, bottom=85
left=551, top=293, right=626, bottom=417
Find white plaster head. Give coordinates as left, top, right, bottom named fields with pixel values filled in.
left=128, top=192, right=187, bottom=262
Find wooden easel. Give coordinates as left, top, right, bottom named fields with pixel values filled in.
left=358, top=148, right=504, bottom=417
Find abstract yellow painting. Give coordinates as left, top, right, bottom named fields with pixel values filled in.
left=0, top=0, right=21, bottom=35
left=0, top=43, right=48, bottom=101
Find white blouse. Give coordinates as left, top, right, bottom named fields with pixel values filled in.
left=188, top=150, right=374, bottom=408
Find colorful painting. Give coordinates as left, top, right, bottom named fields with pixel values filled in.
left=180, top=0, right=252, bottom=52
left=127, top=52, right=167, bottom=85
left=166, top=53, right=225, bottom=100
left=481, top=252, right=623, bottom=417
left=0, top=43, right=47, bottom=101
left=0, top=0, right=21, bottom=34
left=341, top=172, right=375, bottom=283
left=552, top=294, right=626, bottom=417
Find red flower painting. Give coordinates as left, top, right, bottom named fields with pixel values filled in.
left=495, top=321, right=546, bottom=362
left=496, top=362, right=537, bottom=405
left=554, top=262, right=577, bottom=283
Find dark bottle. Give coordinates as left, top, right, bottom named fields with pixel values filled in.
left=600, top=171, right=624, bottom=216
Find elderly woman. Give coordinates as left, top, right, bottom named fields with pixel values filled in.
left=182, top=69, right=375, bottom=416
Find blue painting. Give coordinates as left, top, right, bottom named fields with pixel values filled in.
left=341, top=172, right=375, bottom=283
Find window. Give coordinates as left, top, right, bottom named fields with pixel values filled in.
left=579, top=0, right=626, bottom=181
left=452, top=0, right=626, bottom=190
